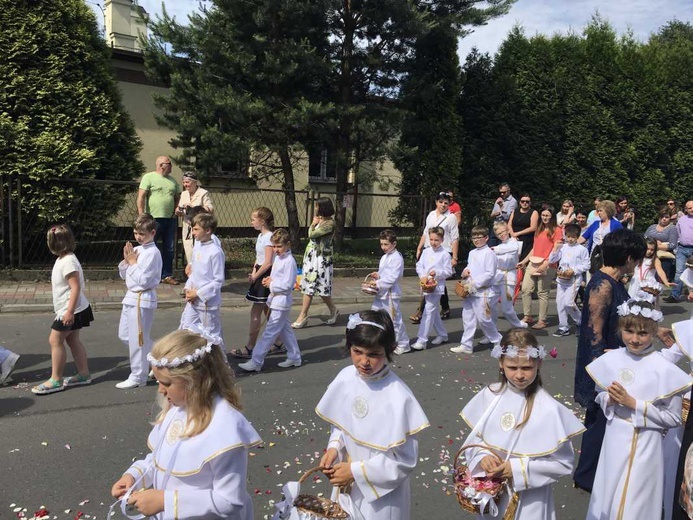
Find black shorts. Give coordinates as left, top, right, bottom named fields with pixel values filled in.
left=51, top=305, right=94, bottom=332
left=245, top=265, right=271, bottom=303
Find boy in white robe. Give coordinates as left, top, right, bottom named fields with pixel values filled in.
left=491, top=221, right=526, bottom=330
left=117, top=214, right=162, bottom=389
left=368, top=229, right=410, bottom=354
left=317, top=311, right=429, bottom=520
left=548, top=223, right=590, bottom=337
left=238, top=229, right=301, bottom=372
left=179, top=213, right=225, bottom=350
left=451, top=226, right=502, bottom=355
left=111, top=329, right=262, bottom=520
left=412, top=227, right=453, bottom=350
left=460, top=328, right=584, bottom=519
left=586, top=298, right=691, bottom=520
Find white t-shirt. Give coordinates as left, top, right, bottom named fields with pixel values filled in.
left=255, top=231, right=273, bottom=265
left=51, top=253, right=90, bottom=319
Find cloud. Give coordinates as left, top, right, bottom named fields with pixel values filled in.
left=458, top=0, right=689, bottom=59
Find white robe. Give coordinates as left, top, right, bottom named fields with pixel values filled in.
left=315, top=365, right=430, bottom=520
left=124, top=396, right=262, bottom=520
left=586, top=348, right=691, bottom=520
left=460, top=384, right=584, bottom=520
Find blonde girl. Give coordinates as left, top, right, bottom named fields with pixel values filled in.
left=232, top=207, right=283, bottom=358
left=31, top=225, right=93, bottom=395
left=111, top=329, right=262, bottom=520
left=460, top=328, right=584, bottom=519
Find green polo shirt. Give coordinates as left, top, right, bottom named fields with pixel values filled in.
left=139, top=172, right=180, bottom=218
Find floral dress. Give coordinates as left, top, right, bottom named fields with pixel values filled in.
left=300, top=218, right=335, bottom=297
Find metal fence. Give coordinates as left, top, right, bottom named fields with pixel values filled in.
left=0, top=176, right=431, bottom=268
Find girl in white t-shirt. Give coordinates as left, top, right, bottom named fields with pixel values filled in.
left=31, top=225, right=93, bottom=395
left=231, top=208, right=282, bottom=358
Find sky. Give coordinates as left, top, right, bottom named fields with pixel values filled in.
left=88, top=0, right=691, bottom=61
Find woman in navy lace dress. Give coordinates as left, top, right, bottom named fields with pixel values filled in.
left=573, top=229, right=646, bottom=492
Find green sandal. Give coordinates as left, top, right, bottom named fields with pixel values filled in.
left=31, top=378, right=65, bottom=395
left=64, top=374, right=92, bottom=388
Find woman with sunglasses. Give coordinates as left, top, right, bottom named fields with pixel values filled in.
left=509, top=194, right=539, bottom=262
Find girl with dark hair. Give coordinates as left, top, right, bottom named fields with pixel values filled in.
left=316, top=310, right=429, bottom=519
left=459, top=328, right=584, bottom=519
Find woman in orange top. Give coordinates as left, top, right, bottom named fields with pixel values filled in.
left=518, top=205, right=563, bottom=330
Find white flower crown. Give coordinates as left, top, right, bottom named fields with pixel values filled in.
left=616, top=300, right=663, bottom=322
left=490, top=344, right=547, bottom=360
left=147, top=327, right=222, bottom=369
left=347, top=313, right=385, bottom=331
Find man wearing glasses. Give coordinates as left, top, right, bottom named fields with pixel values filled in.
left=137, top=156, right=181, bottom=285
left=489, top=183, right=517, bottom=246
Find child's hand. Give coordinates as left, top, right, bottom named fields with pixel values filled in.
left=607, top=382, right=636, bottom=409
left=325, top=462, right=354, bottom=487
left=123, top=241, right=134, bottom=260
left=111, top=474, right=135, bottom=499
left=461, top=268, right=470, bottom=279
left=486, top=460, right=513, bottom=479
left=127, top=489, right=165, bottom=516
left=320, top=448, right=339, bottom=471
left=184, top=288, right=198, bottom=302
left=479, top=454, right=503, bottom=475
left=369, top=272, right=379, bottom=280
left=428, top=270, right=436, bottom=277
left=185, top=264, right=192, bottom=277
left=657, top=327, right=675, bottom=348
left=262, top=277, right=272, bottom=288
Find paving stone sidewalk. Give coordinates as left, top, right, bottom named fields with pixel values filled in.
left=0, top=275, right=428, bottom=313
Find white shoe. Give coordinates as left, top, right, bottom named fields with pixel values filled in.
left=238, top=360, right=262, bottom=372
left=325, top=309, right=341, bottom=325
left=115, top=379, right=146, bottom=389
left=394, top=346, right=411, bottom=355
left=431, top=336, right=448, bottom=346
left=450, top=344, right=474, bottom=354
left=411, top=341, right=427, bottom=351
left=278, top=359, right=302, bottom=368
left=518, top=321, right=529, bottom=329
left=0, top=352, right=20, bottom=385
left=479, top=337, right=491, bottom=345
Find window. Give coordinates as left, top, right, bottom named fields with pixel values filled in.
left=308, top=147, right=337, bottom=182
left=210, top=155, right=250, bottom=179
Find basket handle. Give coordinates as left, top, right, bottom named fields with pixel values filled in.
left=298, top=465, right=325, bottom=484
left=453, top=443, right=496, bottom=470
left=364, top=274, right=376, bottom=283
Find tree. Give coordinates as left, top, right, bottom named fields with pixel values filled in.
left=0, top=0, right=143, bottom=257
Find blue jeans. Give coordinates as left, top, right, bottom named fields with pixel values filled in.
left=671, top=244, right=693, bottom=299
left=155, top=217, right=177, bottom=279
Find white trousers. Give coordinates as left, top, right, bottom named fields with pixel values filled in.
left=179, top=303, right=225, bottom=351
left=495, top=270, right=524, bottom=328
left=251, top=308, right=301, bottom=367
left=416, top=293, right=447, bottom=343
left=118, top=304, right=155, bottom=384
left=372, top=296, right=410, bottom=348
left=460, top=294, right=501, bottom=348
left=556, top=281, right=581, bottom=329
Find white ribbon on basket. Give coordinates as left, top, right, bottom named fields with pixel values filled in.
left=272, top=479, right=365, bottom=520
left=462, top=393, right=522, bottom=519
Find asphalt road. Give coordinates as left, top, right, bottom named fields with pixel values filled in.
left=2, top=300, right=691, bottom=519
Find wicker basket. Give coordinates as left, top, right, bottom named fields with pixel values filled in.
left=684, top=398, right=690, bottom=424
left=360, top=274, right=378, bottom=296
left=557, top=268, right=574, bottom=280
left=292, top=467, right=349, bottom=519
left=420, top=277, right=437, bottom=294
left=455, top=280, right=471, bottom=299
left=453, top=444, right=518, bottom=519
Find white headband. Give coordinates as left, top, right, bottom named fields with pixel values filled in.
left=616, top=300, right=663, bottom=322
left=147, top=327, right=222, bottom=369
left=347, top=313, right=385, bottom=331
left=490, top=344, right=547, bottom=360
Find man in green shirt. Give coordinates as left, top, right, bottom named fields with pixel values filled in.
left=137, top=156, right=180, bottom=284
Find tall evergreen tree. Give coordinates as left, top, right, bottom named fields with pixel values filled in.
left=0, top=0, right=142, bottom=251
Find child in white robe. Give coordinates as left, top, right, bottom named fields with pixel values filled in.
left=412, top=227, right=453, bottom=350
left=490, top=221, right=526, bottom=330
left=238, top=229, right=302, bottom=372
left=317, top=310, right=430, bottom=520
left=179, top=213, right=226, bottom=350
left=548, top=223, right=590, bottom=337
left=586, top=297, right=691, bottom=520
left=369, top=229, right=410, bottom=354
left=110, top=329, right=262, bottom=520
left=451, top=225, right=502, bottom=355
left=116, top=214, right=162, bottom=389
left=459, top=328, right=584, bottom=519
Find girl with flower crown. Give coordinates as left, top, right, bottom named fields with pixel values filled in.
left=313, top=310, right=429, bottom=519
left=459, top=328, right=584, bottom=519
left=110, top=329, right=262, bottom=520
left=585, top=298, right=691, bottom=520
